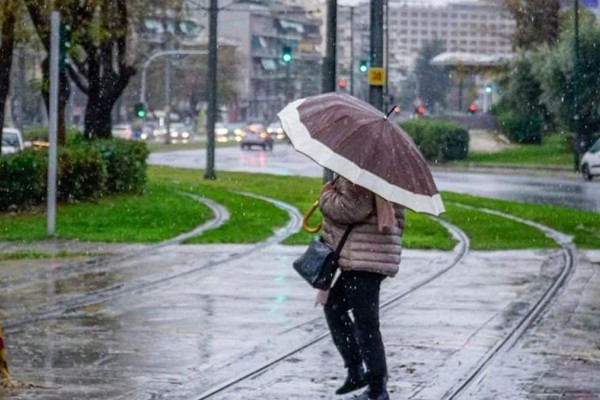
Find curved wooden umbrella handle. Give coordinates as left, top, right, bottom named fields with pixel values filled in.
left=302, top=200, right=322, bottom=233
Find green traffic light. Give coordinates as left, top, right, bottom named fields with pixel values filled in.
left=359, top=59, right=368, bottom=73
left=134, top=102, right=146, bottom=118
left=281, top=45, right=293, bottom=63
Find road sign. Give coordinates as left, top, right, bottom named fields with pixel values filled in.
left=368, top=68, right=385, bottom=86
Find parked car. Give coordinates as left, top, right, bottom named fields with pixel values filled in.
left=580, top=137, right=600, bottom=180
left=1, top=127, right=25, bottom=155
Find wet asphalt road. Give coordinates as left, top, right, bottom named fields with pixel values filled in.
left=148, top=145, right=600, bottom=212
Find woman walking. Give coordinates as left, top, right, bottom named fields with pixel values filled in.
left=316, top=176, right=405, bottom=400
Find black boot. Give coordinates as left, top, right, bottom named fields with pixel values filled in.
left=352, top=388, right=390, bottom=400
left=335, top=366, right=368, bottom=395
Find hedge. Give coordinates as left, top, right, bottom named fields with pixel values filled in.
left=400, top=118, right=469, bottom=162
left=0, top=139, right=149, bottom=211
left=495, top=110, right=543, bottom=144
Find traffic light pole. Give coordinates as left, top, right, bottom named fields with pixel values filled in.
left=573, top=0, right=582, bottom=172
left=322, top=0, right=337, bottom=183
left=205, top=0, right=218, bottom=180
left=369, top=0, right=384, bottom=111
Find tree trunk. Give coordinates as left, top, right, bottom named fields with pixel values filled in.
left=84, top=103, right=113, bottom=139
left=0, top=5, right=16, bottom=147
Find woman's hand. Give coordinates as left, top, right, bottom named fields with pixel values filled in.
left=314, top=289, right=330, bottom=307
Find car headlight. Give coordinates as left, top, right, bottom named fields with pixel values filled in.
left=182, top=132, right=190, bottom=138
left=216, top=128, right=228, bottom=135
left=171, top=131, right=179, bottom=138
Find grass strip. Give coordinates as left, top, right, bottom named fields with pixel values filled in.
left=181, top=186, right=289, bottom=244
left=443, top=192, right=600, bottom=249
left=442, top=203, right=557, bottom=250
left=464, top=134, right=572, bottom=167
left=0, top=250, right=106, bottom=261
left=0, top=183, right=211, bottom=242
left=150, top=166, right=457, bottom=250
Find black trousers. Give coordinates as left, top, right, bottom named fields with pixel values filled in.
left=324, top=270, right=387, bottom=389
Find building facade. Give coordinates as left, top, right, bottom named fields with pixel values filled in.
left=336, top=0, right=515, bottom=101
left=218, top=1, right=323, bottom=123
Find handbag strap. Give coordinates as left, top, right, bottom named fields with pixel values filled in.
left=333, top=224, right=354, bottom=259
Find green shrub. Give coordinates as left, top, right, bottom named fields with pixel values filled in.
left=57, top=145, right=107, bottom=202
left=95, top=139, right=149, bottom=193
left=400, top=119, right=469, bottom=162
left=496, top=110, right=543, bottom=144
left=0, top=150, right=46, bottom=210
left=0, top=138, right=149, bottom=211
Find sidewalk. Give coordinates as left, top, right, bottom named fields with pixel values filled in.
left=1, top=242, right=599, bottom=399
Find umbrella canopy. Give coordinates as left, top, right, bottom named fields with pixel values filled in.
left=277, top=93, right=445, bottom=216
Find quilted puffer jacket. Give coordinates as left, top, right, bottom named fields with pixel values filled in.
left=319, top=177, right=405, bottom=277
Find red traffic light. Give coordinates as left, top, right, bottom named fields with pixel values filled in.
left=337, top=78, right=347, bottom=89
left=415, top=106, right=426, bottom=115
left=467, top=103, right=478, bottom=114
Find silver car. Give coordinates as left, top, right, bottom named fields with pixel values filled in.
left=1, top=128, right=25, bottom=155
left=580, top=137, right=600, bottom=181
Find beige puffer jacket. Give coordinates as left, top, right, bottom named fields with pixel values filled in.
left=319, top=177, right=405, bottom=277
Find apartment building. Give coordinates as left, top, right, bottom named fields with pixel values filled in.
left=218, top=1, right=322, bottom=123
left=336, top=0, right=515, bottom=98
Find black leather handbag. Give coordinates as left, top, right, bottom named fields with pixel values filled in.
left=292, top=225, right=354, bottom=290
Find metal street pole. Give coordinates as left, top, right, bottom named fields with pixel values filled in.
left=573, top=0, right=581, bottom=172
left=369, top=0, right=384, bottom=111
left=350, top=6, right=355, bottom=96
left=383, top=0, right=390, bottom=111
left=47, top=12, right=60, bottom=235
left=165, top=47, right=172, bottom=144
left=205, top=0, right=218, bottom=180
left=322, top=0, right=337, bottom=183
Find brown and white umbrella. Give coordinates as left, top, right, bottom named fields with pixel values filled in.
left=277, top=92, right=445, bottom=216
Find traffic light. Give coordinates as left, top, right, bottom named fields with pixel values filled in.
left=359, top=59, right=369, bottom=73
left=134, top=102, right=147, bottom=119
left=485, top=84, right=493, bottom=94
left=467, top=103, right=478, bottom=115
left=59, top=23, right=72, bottom=72
left=281, top=45, right=293, bottom=63
left=337, top=78, right=347, bottom=89
left=415, top=106, right=426, bottom=116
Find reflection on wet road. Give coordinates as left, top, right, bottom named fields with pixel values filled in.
left=149, top=146, right=600, bottom=212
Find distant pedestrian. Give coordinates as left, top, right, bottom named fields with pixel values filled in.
left=316, top=176, right=405, bottom=400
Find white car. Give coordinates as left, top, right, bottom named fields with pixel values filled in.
left=580, top=137, right=600, bottom=181
left=1, top=128, right=25, bottom=155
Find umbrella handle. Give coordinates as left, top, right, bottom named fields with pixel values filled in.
left=302, top=200, right=322, bottom=233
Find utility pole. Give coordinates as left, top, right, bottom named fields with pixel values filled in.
left=205, top=0, right=218, bottom=180
left=349, top=6, right=355, bottom=96
left=322, top=0, right=337, bottom=183
left=165, top=45, right=172, bottom=144
left=573, top=0, right=582, bottom=172
left=369, top=0, right=384, bottom=111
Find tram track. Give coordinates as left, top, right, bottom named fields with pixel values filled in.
left=440, top=205, right=575, bottom=400
left=3, top=192, right=301, bottom=332
left=144, top=218, right=470, bottom=400
left=181, top=206, right=574, bottom=400
left=2, top=198, right=576, bottom=400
